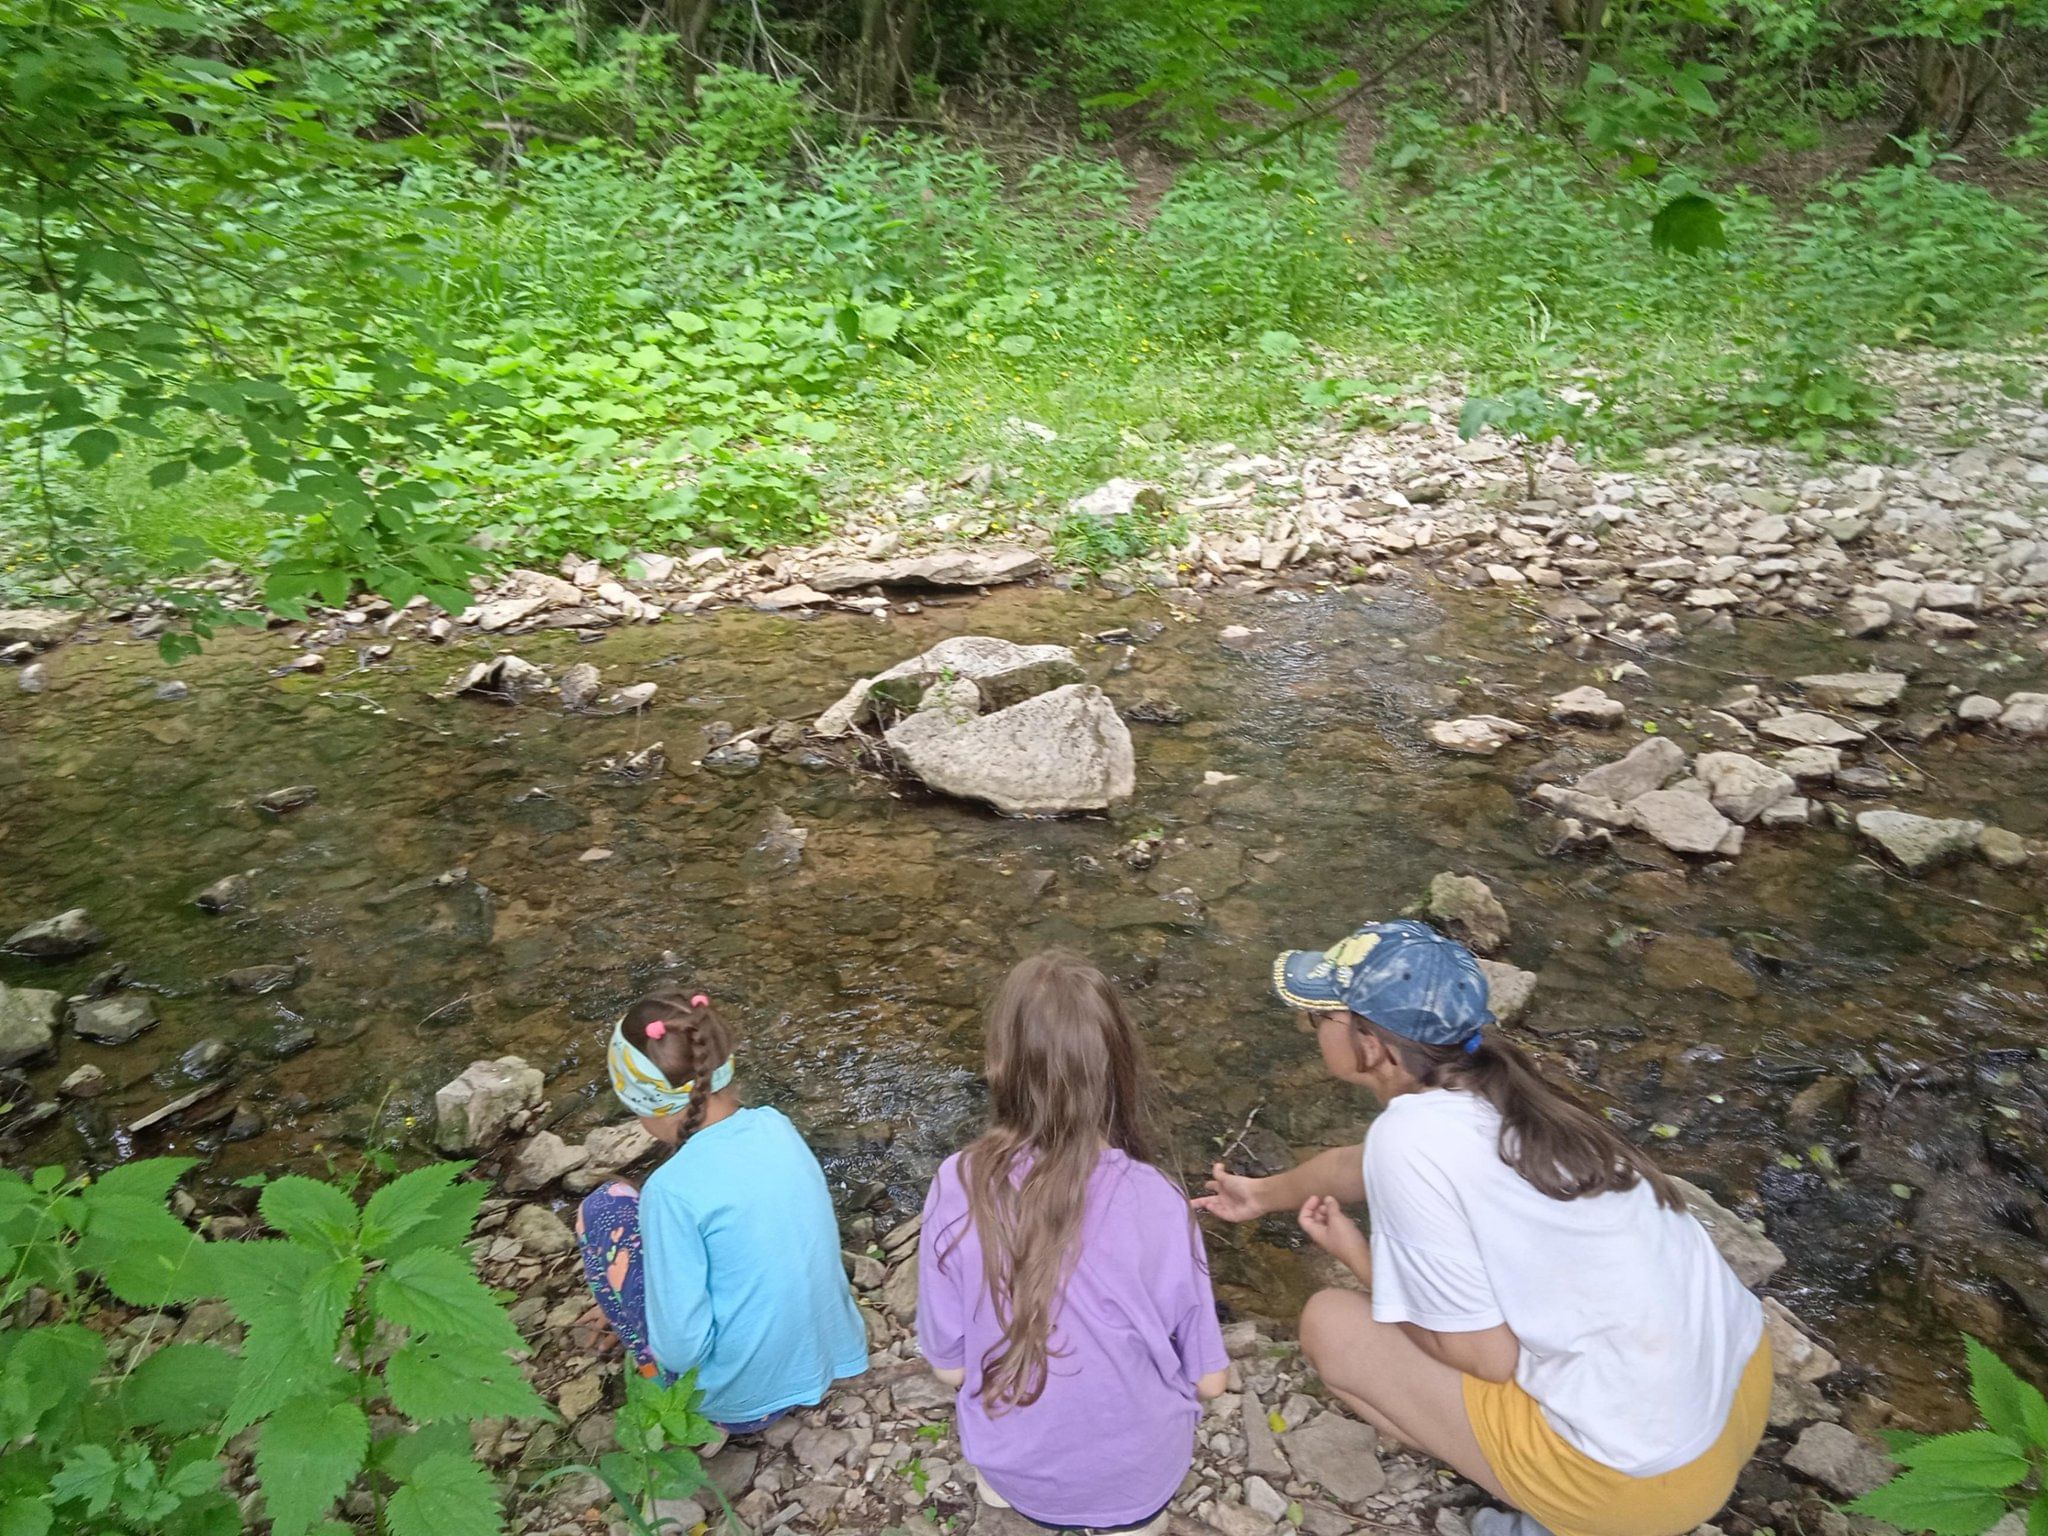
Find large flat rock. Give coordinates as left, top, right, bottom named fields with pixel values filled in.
left=0, top=608, right=80, bottom=648
left=807, top=548, right=1044, bottom=592
left=885, top=683, right=1134, bottom=816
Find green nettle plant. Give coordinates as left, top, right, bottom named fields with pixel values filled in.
left=0, top=1157, right=548, bottom=1536
left=1851, top=1336, right=2048, bottom=1536
left=549, top=1369, right=731, bottom=1536
left=1458, top=386, right=1591, bottom=497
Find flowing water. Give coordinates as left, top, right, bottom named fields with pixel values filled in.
left=5, top=582, right=2047, bottom=1419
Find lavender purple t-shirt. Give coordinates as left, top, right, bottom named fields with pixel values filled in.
left=917, top=1148, right=1229, bottom=1528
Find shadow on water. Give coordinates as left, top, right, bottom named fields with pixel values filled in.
left=4, top=580, right=2046, bottom=1420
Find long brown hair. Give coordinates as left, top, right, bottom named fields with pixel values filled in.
left=953, top=951, right=1160, bottom=1412
left=1360, top=1017, right=1682, bottom=1211
left=623, top=984, right=738, bottom=1143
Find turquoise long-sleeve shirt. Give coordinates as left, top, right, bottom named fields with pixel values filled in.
left=640, top=1105, right=868, bottom=1422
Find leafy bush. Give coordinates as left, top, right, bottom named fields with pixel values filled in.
left=1143, top=152, right=1369, bottom=343
left=0, top=1157, right=545, bottom=1536
left=1850, top=1335, right=2048, bottom=1536
left=1789, top=148, right=2048, bottom=346
left=548, top=1371, right=730, bottom=1536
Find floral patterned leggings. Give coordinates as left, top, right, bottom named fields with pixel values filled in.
left=574, top=1181, right=669, bottom=1382
left=573, top=1180, right=787, bottom=1435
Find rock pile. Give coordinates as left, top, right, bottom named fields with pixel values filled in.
left=814, top=636, right=1135, bottom=817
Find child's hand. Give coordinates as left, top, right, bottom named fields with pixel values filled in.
left=1192, top=1163, right=1267, bottom=1223
left=1298, top=1196, right=1371, bottom=1281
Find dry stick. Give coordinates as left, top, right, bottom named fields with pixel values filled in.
left=1225, top=0, right=1484, bottom=159
left=1509, top=601, right=1775, bottom=683
left=1794, top=703, right=1942, bottom=789
left=1855, top=855, right=2032, bottom=921
left=1212, top=1103, right=1265, bottom=1169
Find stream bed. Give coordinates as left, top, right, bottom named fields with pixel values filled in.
left=4, top=580, right=2046, bottom=1420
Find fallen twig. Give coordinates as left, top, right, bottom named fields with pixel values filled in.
left=128, top=1081, right=226, bottom=1135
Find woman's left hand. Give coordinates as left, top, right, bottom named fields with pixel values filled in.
left=1298, top=1195, right=1372, bottom=1282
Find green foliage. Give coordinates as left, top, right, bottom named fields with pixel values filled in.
left=548, top=1371, right=728, bottom=1536
left=1054, top=501, right=1187, bottom=572
left=1850, top=1335, right=2048, bottom=1536
left=1786, top=143, right=2047, bottom=345
left=0, top=1157, right=547, bottom=1536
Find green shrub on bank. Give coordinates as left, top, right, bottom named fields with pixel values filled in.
left=0, top=1156, right=723, bottom=1536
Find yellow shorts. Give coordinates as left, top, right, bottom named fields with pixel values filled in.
left=1463, top=1339, right=1772, bottom=1536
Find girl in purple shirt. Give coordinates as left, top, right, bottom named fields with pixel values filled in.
left=917, top=951, right=1229, bottom=1534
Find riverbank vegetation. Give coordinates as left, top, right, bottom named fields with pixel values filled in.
left=2, top=0, right=2045, bottom=635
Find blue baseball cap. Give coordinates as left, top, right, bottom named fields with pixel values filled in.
left=1272, top=920, right=1495, bottom=1047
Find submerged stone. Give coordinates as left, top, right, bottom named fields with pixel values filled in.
left=1855, top=810, right=1984, bottom=874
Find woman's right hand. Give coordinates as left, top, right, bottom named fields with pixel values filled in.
left=1191, top=1162, right=1268, bottom=1223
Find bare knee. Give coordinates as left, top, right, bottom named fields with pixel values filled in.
left=1300, top=1287, right=1371, bottom=1372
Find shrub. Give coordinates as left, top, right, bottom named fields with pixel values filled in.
left=0, top=1157, right=544, bottom=1536
left=1851, top=1335, right=2048, bottom=1536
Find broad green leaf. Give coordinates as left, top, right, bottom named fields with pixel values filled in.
left=1965, top=1335, right=2048, bottom=1449
left=118, top=1342, right=243, bottom=1434
left=0, top=1499, right=53, bottom=1536
left=1673, top=72, right=1719, bottom=115
left=369, top=1248, right=523, bottom=1355
left=997, top=333, right=1036, bottom=356
left=359, top=1162, right=483, bottom=1260
left=386, top=1451, right=502, bottom=1536
left=1851, top=1467, right=2010, bottom=1536
left=2029, top=1490, right=2046, bottom=1536
left=384, top=1338, right=551, bottom=1423
left=218, top=1243, right=359, bottom=1431
left=1894, top=1429, right=2029, bottom=1487
left=373, top=1419, right=472, bottom=1480
left=0, top=1324, right=106, bottom=1439
left=256, top=1396, right=370, bottom=1536
left=75, top=1188, right=220, bottom=1306
left=1256, top=330, right=1301, bottom=358
left=1650, top=193, right=1727, bottom=255
left=90, top=1158, right=200, bottom=1205
left=49, top=1444, right=119, bottom=1514
left=69, top=427, right=120, bottom=469
left=258, top=1175, right=361, bottom=1251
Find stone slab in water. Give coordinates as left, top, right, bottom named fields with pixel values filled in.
left=1855, top=809, right=1984, bottom=873
left=69, top=993, right=158, bottom=1045
left=1794, top=672, right=1906, bottom=711
left=884, top=683, right=1134, bottom=817
left=807, top=547, right=1044, bottom=592
left=434, top=1055, right=543, bottom=1154
left=5, top=907, right=105, bottom=958
left=1573, top=736, right=1684, bottom=802
left=1673, top=1176, right=1784, bottom=1288
left=0, top=607, right=79, bottom=648
left=0, top=983, right=60, bottom=1068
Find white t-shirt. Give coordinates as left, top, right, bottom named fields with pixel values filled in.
left=1364, top=1088, right=1763, bottom=1477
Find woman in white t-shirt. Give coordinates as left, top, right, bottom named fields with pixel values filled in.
left=1194, top=921, right=1769, bottom=1536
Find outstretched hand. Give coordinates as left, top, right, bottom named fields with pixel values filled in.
left=1298, top=1195, right=1372, bottom=1281
left=1191, top=1162, right=1266, bottom=1223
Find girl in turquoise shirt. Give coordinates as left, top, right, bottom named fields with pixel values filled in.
left=575, top=985, right=867, bottom=1430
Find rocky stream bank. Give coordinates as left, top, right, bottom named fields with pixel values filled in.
left=5, top=347, right=2048, bottom=1534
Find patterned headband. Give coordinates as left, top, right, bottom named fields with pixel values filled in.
left=607, top=1015, right=735, bottom=1120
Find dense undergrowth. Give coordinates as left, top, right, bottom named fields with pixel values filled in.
left=18, top=100, right=2044, bottom=601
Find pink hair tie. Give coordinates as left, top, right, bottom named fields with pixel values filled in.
left=690, top=994, right=709, bottom=1009
left=644, top=1020, right=668, bottom=1040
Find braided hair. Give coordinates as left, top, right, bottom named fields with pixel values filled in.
left=621, top=984, right=736, bottom=1142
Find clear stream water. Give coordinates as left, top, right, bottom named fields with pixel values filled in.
left=4, top=581, right=2046, bottom=1420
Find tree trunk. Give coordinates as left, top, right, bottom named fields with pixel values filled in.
left=1549, top=0, right=1608, bottom=85
left=667, top=0, right=717, bottom=101
left=1873, top=34, right=2003, bottom=164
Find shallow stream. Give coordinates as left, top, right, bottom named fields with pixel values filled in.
left=5, top=581, right=2046, bottom=1420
